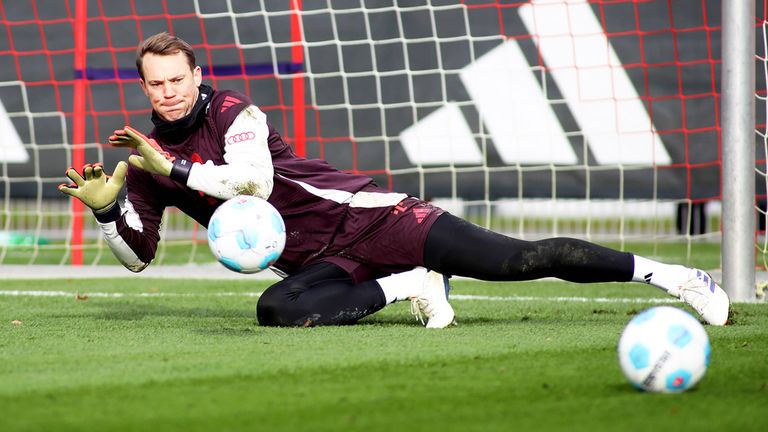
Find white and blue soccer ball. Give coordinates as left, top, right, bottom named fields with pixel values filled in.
left=207, top=195, right=286, bottom=274
left=617, top=305, right=711, bottom=393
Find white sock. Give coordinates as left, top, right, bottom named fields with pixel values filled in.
left=632, top=255, right=690, bottom=296
left=377, top=267, right=427, bottom=304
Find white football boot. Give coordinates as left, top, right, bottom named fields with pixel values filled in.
left=410, top=270, right=455, bottom=328
left=676, top=269, right=730, bottom=326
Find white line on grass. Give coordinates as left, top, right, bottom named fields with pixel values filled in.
left=0, top=290, right=677, bottom=303
left=452, top=294, right=677, bottom=303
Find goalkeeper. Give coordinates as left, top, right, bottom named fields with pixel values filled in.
left=59, top=32, right=729, bottom=328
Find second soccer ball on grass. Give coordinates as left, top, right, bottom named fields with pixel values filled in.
left=617, top=305, right=711, bottom=393
left=207, top=195, right=286, bottom=274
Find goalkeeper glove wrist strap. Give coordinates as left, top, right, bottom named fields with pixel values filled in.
left=93, top=201, right=121, bottom=224
left=170, top=159, right=193, bottom=184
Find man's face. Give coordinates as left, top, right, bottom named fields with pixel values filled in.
left=139, top=51, right=202, bottom=122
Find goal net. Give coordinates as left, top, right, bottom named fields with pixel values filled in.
left=0, top=0, right=757, bottom=267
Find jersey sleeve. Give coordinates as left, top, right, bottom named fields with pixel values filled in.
left=184, top=104, right=274, bottom=200
left=93, top=164, right=165, bottom=272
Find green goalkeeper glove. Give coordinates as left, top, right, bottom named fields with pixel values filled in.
left=109, top=126, right=175, bottom=177
left=58, top=162, right=128, bottom=213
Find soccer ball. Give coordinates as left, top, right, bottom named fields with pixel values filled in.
left=207, top=195, right=286, bottom=274
left=617, top=306, right=711, bottom=393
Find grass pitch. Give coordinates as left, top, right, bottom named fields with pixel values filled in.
left=0, top=278, right=766, bottom=432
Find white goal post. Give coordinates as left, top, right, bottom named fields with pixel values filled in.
left=722, top=0, right=756, bottom=302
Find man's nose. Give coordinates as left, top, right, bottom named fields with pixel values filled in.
left=162, top=82, right=175, bottom=97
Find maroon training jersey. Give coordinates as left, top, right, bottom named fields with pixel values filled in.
left=110, top=88, right=409, bottom=275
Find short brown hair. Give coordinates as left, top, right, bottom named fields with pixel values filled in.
left=136, top=32, right=196, bottom=79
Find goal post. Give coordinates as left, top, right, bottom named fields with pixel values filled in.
left=721, top=0, right=756, bottom=302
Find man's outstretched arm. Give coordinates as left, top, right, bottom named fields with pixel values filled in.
left=109, top=105, right=274, bottom=200
left=58, top=162, right=161, bottom=272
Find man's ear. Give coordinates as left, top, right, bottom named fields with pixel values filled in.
left=193, top=66, right=202, bottom=87
left=139, top=78, right=149, bottom=97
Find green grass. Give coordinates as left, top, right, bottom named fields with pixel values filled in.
left=0, top=278, right=766, bottom=432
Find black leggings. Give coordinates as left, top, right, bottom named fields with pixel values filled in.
left=257, top=262, right=384, bottom=327
left=423, top=213, right=634, bottom=282
left=256, top=213, right=634, bottom=326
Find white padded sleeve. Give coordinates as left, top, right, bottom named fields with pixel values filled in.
left=185, top=105, right=274, bottom=200
left=97, top=199, right=150, bottom=273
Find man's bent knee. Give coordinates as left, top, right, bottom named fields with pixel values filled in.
left=256, top=282, right=310, bottom=327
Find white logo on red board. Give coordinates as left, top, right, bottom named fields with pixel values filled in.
left=399, top=0, right=671, bottom=167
